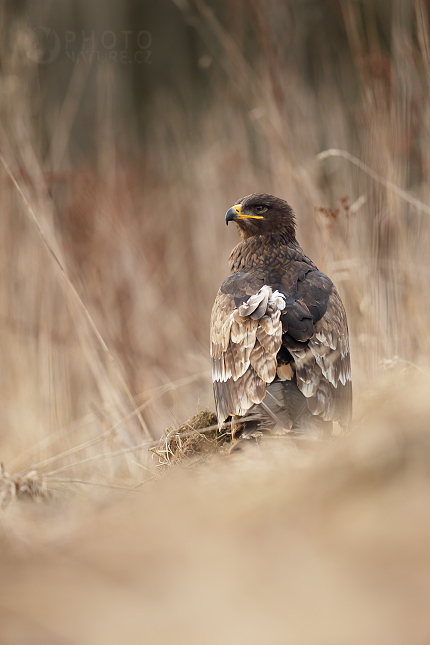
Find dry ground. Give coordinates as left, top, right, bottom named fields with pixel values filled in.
left=1, top=371, right=430, bottom=644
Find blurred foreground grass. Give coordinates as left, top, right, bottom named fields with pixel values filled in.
left=1, top=371, right=430, bottom=644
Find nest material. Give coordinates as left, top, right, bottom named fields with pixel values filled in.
left=151, top=410, right=231, bottom=468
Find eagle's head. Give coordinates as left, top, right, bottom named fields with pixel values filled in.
left=225, top=193, right=296, bottom=241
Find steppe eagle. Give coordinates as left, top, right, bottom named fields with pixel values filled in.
left=210, top=193, right=352, bottom=440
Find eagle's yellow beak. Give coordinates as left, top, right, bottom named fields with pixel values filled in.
left=225, top=204, right=264, bottom=225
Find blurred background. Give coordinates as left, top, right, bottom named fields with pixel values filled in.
left=2, top=0, right=430, bottom=446
left=2, top=1, right=430, bottom=643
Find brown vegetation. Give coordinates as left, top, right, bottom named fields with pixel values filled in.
left=1, top=0, right=430, bottom=642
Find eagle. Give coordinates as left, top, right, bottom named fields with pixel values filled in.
left=210, top=193, right=352, bottom=441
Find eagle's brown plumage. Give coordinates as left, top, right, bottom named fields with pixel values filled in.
left=210, top=193, right=352, bottom=439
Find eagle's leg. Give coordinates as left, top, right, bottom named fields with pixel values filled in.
left=230, top=380, right=334, bottom=446
left=227, top=415, right=263, bottom=452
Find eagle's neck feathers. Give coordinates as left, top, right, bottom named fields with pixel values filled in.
left=229, top=233, right=302, bottom=273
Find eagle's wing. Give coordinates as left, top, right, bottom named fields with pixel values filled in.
left=211, top=267, right=352, bottom=431
left=288, top=285, right=352, bottom=429
left=210, top=273, right=284, bottom=424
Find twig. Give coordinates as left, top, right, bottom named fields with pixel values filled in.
left=135, top=370, right=211, bottom=402
left=130, top=460, right=153, bottom=473
left=316, top=148, right=430, bottom=216
left=386, top=356, right=430, bottom=380
left=45, top=441, right=156, bottom=476
left=47, top=478, right=147, bottom=491
left=7, top=412, right=96, bottom=471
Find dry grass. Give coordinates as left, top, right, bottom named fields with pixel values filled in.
left=150, top=409, right=229, bottom=468
left=0, top=463, right=50, bottom=507
left=1, top=0, right=430, bottom=642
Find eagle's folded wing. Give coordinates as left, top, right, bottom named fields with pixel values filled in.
left=211, top=267, right=352, bottom=431
left=210, top=285, right=284, bottom=424
left=288, top=286, right=352, bottom=429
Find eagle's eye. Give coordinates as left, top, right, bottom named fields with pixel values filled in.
left=254, top=205, right=267, bottom=213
